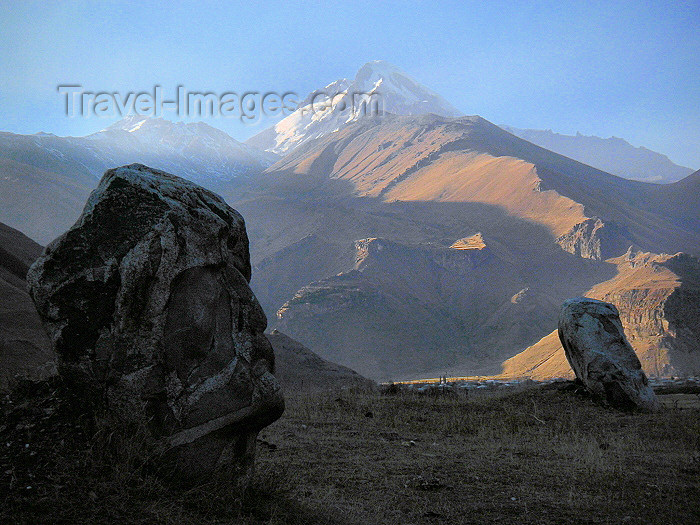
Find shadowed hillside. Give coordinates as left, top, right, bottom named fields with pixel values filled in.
left=267, top=330, right=375, bottom=393
left=0, top=222, right=54, bottom=388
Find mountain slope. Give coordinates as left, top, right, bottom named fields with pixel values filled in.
left=502, top=126, right=694, bottom=183
left=0, top=118, right=274, bottom=244
left=246, top=60, right=462, bottom=154
left=0, top=223, right=54, bottom=389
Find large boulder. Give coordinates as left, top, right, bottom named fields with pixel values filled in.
left=27, top=164, right=284, bottom=483
left=558, top=297, right=658, bottom=411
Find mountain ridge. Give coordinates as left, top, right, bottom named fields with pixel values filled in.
left=501, top=126, right=694, bottom=183
left=246, top=60, right=462, bottom=154
left=0, top=117, right=274, bottom=244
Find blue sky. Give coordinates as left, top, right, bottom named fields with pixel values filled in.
left=1, top=0, right=698, bottom=168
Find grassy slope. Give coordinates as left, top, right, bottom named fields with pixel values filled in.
left=2, top=382, right=698, bottom=524
left=252, top=386, right=700, bottom=524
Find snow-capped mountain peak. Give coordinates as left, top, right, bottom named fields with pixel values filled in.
left=77, top=116, right=277, bottom=183
left=355, top=60, right=461, bottom=115
left=247, top=60, right=463, bottom=154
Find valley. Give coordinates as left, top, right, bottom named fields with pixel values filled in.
left=1, top=61, right=699, bottom=384
left=3, top=5, right=699, bottom=524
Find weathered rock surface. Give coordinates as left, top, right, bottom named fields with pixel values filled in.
left=590, top=250, right=700, bottom=377
left=558, top=297, right=658, bottom=411
left=556, top=218, right=605, bottom=260
left=267, top=330, right=375, bottom=393
left=0, top=222, right=55, bottom=389
left=27, top=163, right=283, bottom=482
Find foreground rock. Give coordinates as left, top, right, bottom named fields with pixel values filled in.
left=558, top=297, right=658, bottom=411
left=267, top=330, right=375, bottom=393
left=27, top=164, right=284, bottom=484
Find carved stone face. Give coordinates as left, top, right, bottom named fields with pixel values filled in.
left=160, top=264, right=284, bottom=476
left=27, top=164, right=284, bottom=481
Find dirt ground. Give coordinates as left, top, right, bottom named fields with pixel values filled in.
left=245, top=384, right=700, bottom=524
left=2, top=381, right=699, bottom=524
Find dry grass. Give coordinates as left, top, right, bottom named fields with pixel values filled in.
left=2, top=381, right=699, bottom=524
left=250, top=384, right=700, bottom=525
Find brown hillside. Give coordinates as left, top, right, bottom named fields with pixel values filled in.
left=0, top=222, right=54, bottom=389
left=502, top=249, right=700, bottom=378
left=267, top=330, right=374, bottom=393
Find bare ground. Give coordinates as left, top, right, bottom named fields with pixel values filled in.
left=245, top=384, right=700, bottom=525
left=1, top=381, right=699, bottom=524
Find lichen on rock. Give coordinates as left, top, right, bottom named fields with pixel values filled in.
left=558, top=297, right=658, bottom=411
left=27, top=163, right=284, bottom=483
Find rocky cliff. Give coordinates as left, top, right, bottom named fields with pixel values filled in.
left=502, top=249, right=700, bottom=378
